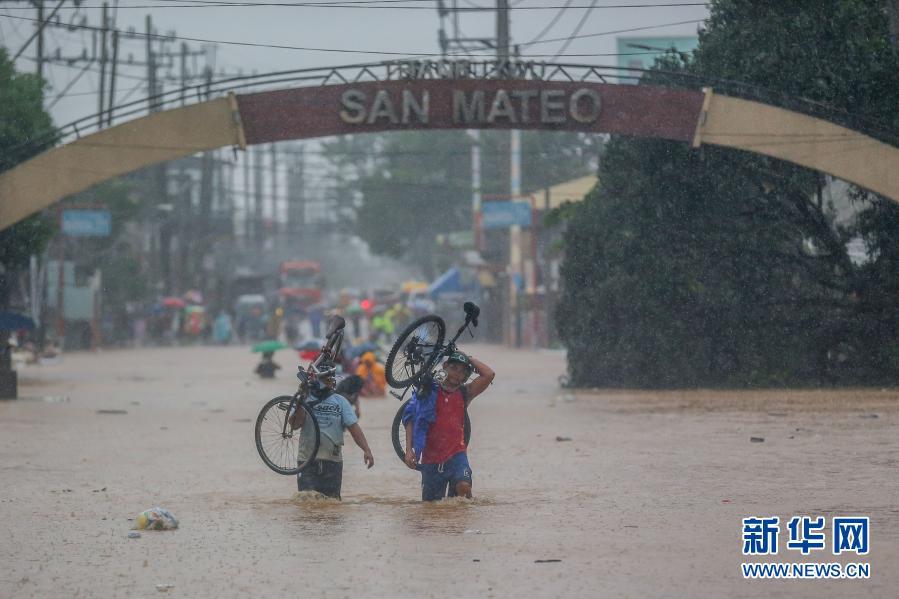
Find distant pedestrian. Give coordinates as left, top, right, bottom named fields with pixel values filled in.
left=213, top=311, right=233, bottom=345
left=255, top=351, right=281, bottom=379
left=336, top=374, right=364, bottom=419
left=308, top=304, right=324, bottom=338
left=355, top=351, right=386, bottom=398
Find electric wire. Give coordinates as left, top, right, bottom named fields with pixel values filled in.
left=550, top=0, right=596, bottom=62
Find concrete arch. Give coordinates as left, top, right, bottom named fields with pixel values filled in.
left=1, top=79, right=898, bottom=230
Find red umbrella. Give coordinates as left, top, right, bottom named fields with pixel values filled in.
left=298, top=350, right=320, bottom=362
left=161, top=297, right=186, bottom=308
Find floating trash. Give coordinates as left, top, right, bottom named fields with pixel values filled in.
left=132, top=507, right=179, bottom=531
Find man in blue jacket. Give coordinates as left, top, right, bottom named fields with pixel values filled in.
left=402, top=351, right=495, bottom=501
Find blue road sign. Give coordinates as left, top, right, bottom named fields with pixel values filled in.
left=482, top=201, right=531, bottom=230
left=62, top=209, right=111, bottom=237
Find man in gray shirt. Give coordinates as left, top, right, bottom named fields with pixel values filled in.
left=291, top=363, right=374, bottom=499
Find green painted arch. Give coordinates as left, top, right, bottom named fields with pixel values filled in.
left=1, top=82, right=898, bottom=231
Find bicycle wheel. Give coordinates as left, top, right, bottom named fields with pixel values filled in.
left=385, top=315, right=446, bottom=388
left=255, top=396, right=320, bottom=475
left=391, top=399, right=471, bottom=463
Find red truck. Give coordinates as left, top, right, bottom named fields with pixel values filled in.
left=279, top=261, right=323, bottom=311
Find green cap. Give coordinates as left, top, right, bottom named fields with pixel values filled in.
left=445, top=351, right=471, bottom=368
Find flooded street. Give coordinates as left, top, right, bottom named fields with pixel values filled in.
left=2, top=344, right=898, bottom=598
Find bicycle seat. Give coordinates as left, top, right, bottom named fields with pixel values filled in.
left=325, top=315, right=346, bottom=338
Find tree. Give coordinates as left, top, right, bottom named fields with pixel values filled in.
left=0, top=48, right=56, bottom=309
left=320, top=130, right=597, bottom=277
left=557, top=0, right=899, bottom=387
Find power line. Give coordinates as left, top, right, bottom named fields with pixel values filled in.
left=522, top=18, right=704, bottom=48
left=525, top=0, right=573, bottom=46
left=551, top=0, right=596, bottom=62
left=0, top=1, right=709, bottom=10
left=18, top=54, right=150, bottom=81
left=1, top=13, right=705, bottom=57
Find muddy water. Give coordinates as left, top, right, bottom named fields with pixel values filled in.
left=1, top=345, right=898, bottom=598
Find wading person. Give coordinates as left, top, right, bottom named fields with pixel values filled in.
left=290, top=363, right=374, bottom=499
left=402, top=351, right=495, bottom=501
left=254, top=351, right=280, bottom=379
left=335, top=374, right=364, bottom=419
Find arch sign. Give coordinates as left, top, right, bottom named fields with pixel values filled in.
left=2, top=59, right=898, bottom=230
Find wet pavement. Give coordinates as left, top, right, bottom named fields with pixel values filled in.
left=1, top=344, right=897, bottom=597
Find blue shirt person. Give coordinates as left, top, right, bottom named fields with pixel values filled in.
left=290, top=364, right=374, bottom=499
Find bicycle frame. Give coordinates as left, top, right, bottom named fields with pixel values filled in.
left=390, top=312, right=477, bottom=401
left=282, top=315, right=346, bottom=436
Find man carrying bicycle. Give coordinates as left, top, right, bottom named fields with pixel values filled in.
left=290, top=362, right=375, bottom=499
left=402, top=351, right=495, bottom=501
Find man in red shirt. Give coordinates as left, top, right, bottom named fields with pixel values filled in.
left=403, top=351, right=495, bottom=500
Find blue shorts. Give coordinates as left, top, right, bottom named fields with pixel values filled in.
left=419, top=451, right=472, bottom=502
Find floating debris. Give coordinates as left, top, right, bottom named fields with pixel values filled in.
left=133, top=507, right=179, bottom=531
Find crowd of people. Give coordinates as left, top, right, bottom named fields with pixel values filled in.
left=103, top=290, right=423, bottom=351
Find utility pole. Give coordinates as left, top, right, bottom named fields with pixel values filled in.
left=270, top=144, right=279, bottom=236
left=253, top=146, right=264, bottom=246
left=16, top=1, right=70, bottom=78
left=243, top=149, right=252, bottom=242
left=496, top=0, right=523, bottom=347
left=146, top=14, right=157, bottom=113
left=97, top=2, right=109, bottom=129
left=436, top=0, right=495, bottom=57
left=35, top=1, right=44, bottom=79
left=496, top=0, right=510, bottom=62
left=146, top=14, right=172, bottom=292
left=180, top=42, right=188, bottom=105
left=286, top=146, right=306, bottom=235
left=107, top=29, right=119, bottom=126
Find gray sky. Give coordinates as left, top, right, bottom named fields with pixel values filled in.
left=0, top=1, right=710, bottom=128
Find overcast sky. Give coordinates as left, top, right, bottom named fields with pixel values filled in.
left=0, top=1, right=711, bottom=127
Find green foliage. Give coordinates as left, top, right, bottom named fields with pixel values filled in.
left=0, top=48, right=57, bottom=308
left=0, top=48, right=56, bottom=170
left=557, top=0, right=899, bottom=387
left=0, top=214, right=54, bottom=271
left=321, top=130, right=596, bottom=277
left=351, top=131, right=475, bottom=278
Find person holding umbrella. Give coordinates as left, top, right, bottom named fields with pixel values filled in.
left=252, top=340, right=288, bottom=379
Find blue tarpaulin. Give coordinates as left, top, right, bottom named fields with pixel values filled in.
left=428, top=267, right=480, bottom=299
left=428, top=267, right=462, bottom=298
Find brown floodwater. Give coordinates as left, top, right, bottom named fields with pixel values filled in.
left=1, top=344, right=897, bottom=597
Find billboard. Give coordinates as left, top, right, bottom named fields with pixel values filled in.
left=617, top=36, right=699, bottom=84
